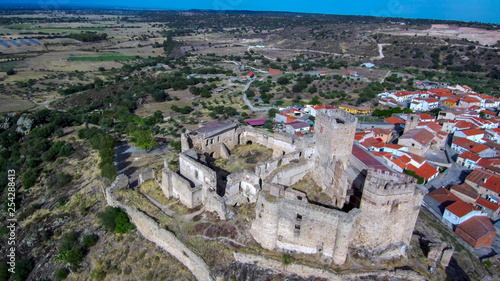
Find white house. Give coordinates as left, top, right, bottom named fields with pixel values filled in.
left=443, top=201, right=487, bottom=225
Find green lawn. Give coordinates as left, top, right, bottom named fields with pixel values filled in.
left=68, top=55, right=137, bottom=61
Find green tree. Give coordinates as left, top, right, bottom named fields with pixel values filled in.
left=130, top=130, right=157, bottom=151
left=82, top=234, right=99, bottom=248
left=268, top=108, right=279, bottom=118
left=6, top=69, right=15, bottom=75
left=21, top=169, right=37, bottom=189
left=54, top=268, right=70, bottom=281
left=263, top=119, right=274, bottom=129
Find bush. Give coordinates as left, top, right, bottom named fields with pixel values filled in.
left=48, top=173, right=72, bottom=189
left=90, top=268, right=107, bottom=281
left=6, top=69, right=15, bottom=75
left=82, top=234, right=98, bottom=248
left=98, top=207, right=135, bottom=234
left=21, top=169, right=37, bottom=189
left=12, top=259, right=32, bottom=281
left=0, top=262, right=9, bottom=281
left=59, top=232, right=78, bottom=253
left=66, top=247, right=83, bottom=268
left=54, top=268, right=70, bottom=281
left=282, top=253, right=293, bottom=265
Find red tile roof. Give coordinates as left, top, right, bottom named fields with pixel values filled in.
left=466, top=169, right=500, bottom=193
left=461, top=97, right=480, bottom=103
left=407, top=162, right=439, bottom=180
left=428, top=187, right=461, bottom=207
left=403, top=152, right=427, bottom=164
left=451, top=184, right=479, bottom=200
left=418, top=113, right=435, bottom=121
left=384, top=116, right=405, bottom=125
left=476, top=197, right=500, bottom=212
left=446, top=201, right=476, bottom=217
left=390, top=157, right=408, bottom=170
left=445, top=99, right=458, bottom=104
left=458, top=151, right=481, bottom=162
left=400, top=128, right=434, bottom=146
left=460, top=128, right=484, bottom=136
left=425, top=98, right=439, bottom=103
left=267, top=68, right=283, bottom=74
left=455, top=120, right=475, bottom=129
left=456, top=216, right=495, bottom=241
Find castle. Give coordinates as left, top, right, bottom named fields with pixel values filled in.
left=160, top=109, right=427, bottom=265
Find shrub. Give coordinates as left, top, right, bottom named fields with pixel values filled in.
left=59, top=231, right=78, bottom=253
left=98, top=207, right=135, bottom=234
left=66, top=247, right=83, bottom=268
left=54, top=268, right=70, bottom=281
left=90, top=268, right=107, bottom=281
left=20, top=169, right=37, bottom=189
left=82, top=234, right=98, bottom=248
left=282, top=253, right=293, bottom=265
left=6, top=69, right=15, bottom=75
left=0, top=262, right=9, bottom=281
left=48, top=173, right=72, bottom=189
left=12, top=259, right=32, bottom=281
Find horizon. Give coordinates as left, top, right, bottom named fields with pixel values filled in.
left=1, top=0, right=499, bottom=24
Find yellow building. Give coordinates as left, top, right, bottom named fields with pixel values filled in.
left=444, top=99, right=457, bottom=108
left=339, top=105, right=373, bottom=115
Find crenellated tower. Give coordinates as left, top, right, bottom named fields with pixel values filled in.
left=354, top=168, right=427, bottom=254
left=312, top=109, right=357, bottom=208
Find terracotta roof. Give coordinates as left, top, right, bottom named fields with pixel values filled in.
left=385, top=144, right=403, bottom=149
left=400, top=128, right=434, bottom=146
left=388, top=157, right=407, bottom=170
left=384, top=116, right=405, bottom=125
left=418, top=121, right=442, bottom=133
left=458, top=151, right=481, bottom=162
left=403, top=152, right=427, bottom=164
left=446, top=201, right=476, bottom=217
left=428, top=187, right=461, bottom=207
left=373, top=128, right=392, bottom=135
left=461, top=97, right=480, bottom=103
left=456, top=216, right=495, bottom=240
left=407, top=162, right=439, bottom=180
left=418, top=113, right=435, bottom=121
left=466, top=169, right=500, bottom=193
left=455, top=120, right=475, bottom=129
left=481, top=110, right=497, bottom=116
left=476, top=197, right=500, bottom=211
left=360, top=137, right=382, bottom=148
left=460, top=128, right=484, bottom=136
left=451, top=184, right=479, bottom=200
left=425, top=98, right=439, bottom=103
left=445, top=99, right=458, bottom=104
left=267, top=68, right=283, bottom=74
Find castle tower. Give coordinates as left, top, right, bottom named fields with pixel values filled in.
left=403, top=113, right=419, bottom=134
left=312, top=109, right=357, bottom=208
left=354, top=168, right=427, bottom=255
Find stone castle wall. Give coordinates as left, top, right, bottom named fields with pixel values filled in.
left=105, top=175, right=213, bottom=281
left=251, top=189, right=360, bottom=265
left=354, top=169, right=427, bottom=253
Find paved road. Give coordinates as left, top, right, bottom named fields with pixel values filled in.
left=242, top=80, right=273, bottom=112
left=424, top=144, right=470, bottom=191
left=30, top=97, right=62, bottom=111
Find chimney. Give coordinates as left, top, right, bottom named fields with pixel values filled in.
left=483, top=178, right=488, bottom=183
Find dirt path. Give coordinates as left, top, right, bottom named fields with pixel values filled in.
left=372, top=43, right=390, bottom=60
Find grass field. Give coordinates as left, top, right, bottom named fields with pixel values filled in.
left=68, top=54, right=137, bottom=61
left=0, top=98, right=35, bottom=113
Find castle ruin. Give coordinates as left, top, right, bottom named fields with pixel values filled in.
left=160, top=109, right=427, bottom=265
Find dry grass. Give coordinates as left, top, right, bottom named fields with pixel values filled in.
left=116, top=188, right=180, bottom=234
left=139, top=180, right=170, bottom=205
left=291, top=173, right=333, bottom=206
left=216, top=143, right=273, bottom=173
left=0, top=98, right=35, bottom=112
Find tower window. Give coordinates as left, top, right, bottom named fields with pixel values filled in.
left=296, top=214, right=302, bottom=221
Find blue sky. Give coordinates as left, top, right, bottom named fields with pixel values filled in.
left=3, top=0, right=500, bottom=23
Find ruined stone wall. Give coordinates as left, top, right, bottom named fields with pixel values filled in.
left=270, top=161, right=313, bottom=186
left=161, top=167, right=202, bottom=209
left=251, top=189, right=360, bottom=265
left=203, top=189, right=229, bottom=220
left=354, top=169, right=427, bottom=254
left=254, top=151, right=302, bottom=180
left=179, top=150, right=217, bottom=189
left=241, top=127, right=298, bottom=158
left=104, top=175, right=213, bottom=281
left=225, top=170, right=261, bottom=206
